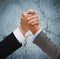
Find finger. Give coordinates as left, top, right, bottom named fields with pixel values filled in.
left=26, top=10, right=35, bottom=14
left=22, top=12, right=28, bottom=19
left=21, top=16, right=29, bottom=28
left=26, top=10, right=38, bottom=15
left=28, top=18, right=38, bottom=24
left=21, top=16, right=27, bottom=22
left=28, top=14, right=32, bottom=17
left=27, top=15, right=38, bottom=20
left=31, top=20, right=39, bottom=25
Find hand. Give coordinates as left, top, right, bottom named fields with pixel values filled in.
left=19, top=12, right=28, bottom=36
left=21, top=10, right=40, bottom=34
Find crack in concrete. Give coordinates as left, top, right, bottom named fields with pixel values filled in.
left=37, top=0, right=60, bottom=37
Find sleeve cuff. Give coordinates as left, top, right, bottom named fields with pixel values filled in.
left=13, top=28, right=25, bottom=44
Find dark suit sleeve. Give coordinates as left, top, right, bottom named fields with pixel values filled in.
left=33, top=31, right=60, bottom=59
left=0, top=33, right=22, bottom=59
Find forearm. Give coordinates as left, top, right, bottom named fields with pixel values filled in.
left=33, top=31, right=60, bottom=59
left=0, top=27, right=26, bottom=59
left=0, top=33, right=22, bottom=59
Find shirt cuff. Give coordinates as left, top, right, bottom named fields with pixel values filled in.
left=13, top=28, right=25, bottom=44
left=32, top=28, right=42, bottom=40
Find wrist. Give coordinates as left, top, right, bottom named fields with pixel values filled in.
left=31, top=25, right=40, bottom=34
left=19, top=25, right=28, bottom=36
left=32, top=28, right=41, bottom=40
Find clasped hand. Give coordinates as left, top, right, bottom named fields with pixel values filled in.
left=19, top=10, right=40, bottom=36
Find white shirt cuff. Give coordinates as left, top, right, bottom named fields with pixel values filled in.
left=33, top=29, right=42, bottom=40
left=13, top=28, right=25, bottom=44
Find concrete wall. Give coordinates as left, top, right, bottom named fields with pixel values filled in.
left=0, top=0, right=60, bottom=59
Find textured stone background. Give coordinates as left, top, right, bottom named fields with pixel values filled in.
left=0, top=0, right=60, bottom=59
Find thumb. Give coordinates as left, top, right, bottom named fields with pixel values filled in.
left=22, top=11, right=28, bottom=20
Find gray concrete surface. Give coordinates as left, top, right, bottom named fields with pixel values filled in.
left=0, top=0, right=60, bottom=59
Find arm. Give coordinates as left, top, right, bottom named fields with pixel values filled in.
left=33, top=31, right=60, bottom=59
left=0, top=32, right=22, bottom=59
left=0, top=11, right=29, bottom=58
